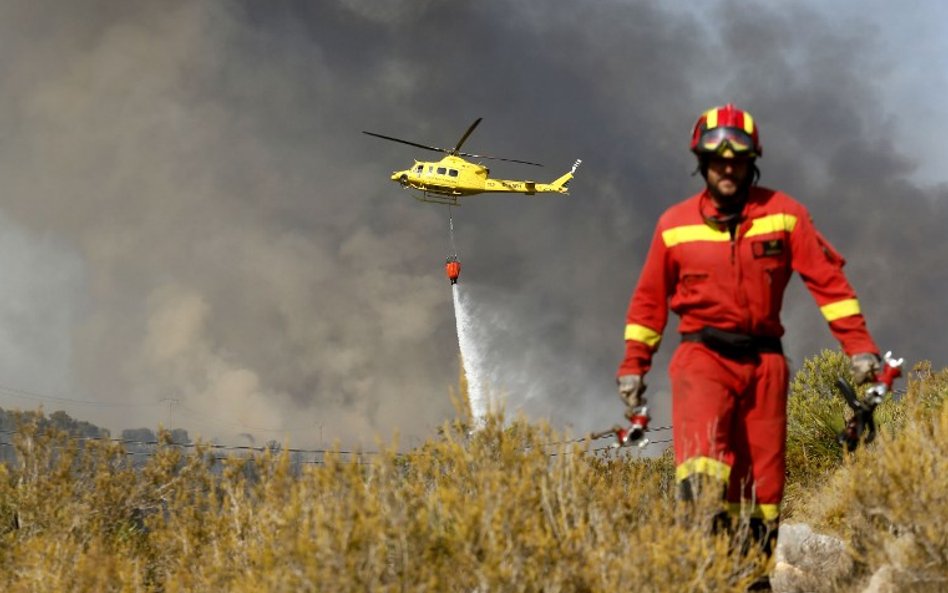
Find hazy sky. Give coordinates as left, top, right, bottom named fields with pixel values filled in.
left=0, top=0, right=944, bottom=450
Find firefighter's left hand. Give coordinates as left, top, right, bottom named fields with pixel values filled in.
left=850, top=353, right=882, bottom=385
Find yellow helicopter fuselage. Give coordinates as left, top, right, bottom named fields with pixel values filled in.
left=391, top=155, right=578, bottom=200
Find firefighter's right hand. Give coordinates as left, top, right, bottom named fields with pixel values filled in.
left=617, top=375, right=647, bottom=407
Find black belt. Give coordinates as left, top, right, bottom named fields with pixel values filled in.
left=681, top=327, right=783, bottom=359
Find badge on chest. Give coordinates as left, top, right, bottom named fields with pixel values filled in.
left=752, top=238, right=784, bottom=258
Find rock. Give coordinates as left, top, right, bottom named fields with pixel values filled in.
left=861, top=565, right=897, bottom=593
left=771, top=523, right=852, bottom=593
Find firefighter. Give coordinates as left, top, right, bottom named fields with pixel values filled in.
left=616, top=104, right=881, bottom=569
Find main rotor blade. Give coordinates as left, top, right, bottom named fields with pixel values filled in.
left=365, top=125, right=543, bottom=166
left=458, top=152, right=543, bottom=167
left=362, top=131, right=450, bottom=154
left=452, top=117, right=482, bottom=154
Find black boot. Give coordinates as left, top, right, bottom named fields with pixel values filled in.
left=743, top=519, right=778, bottom=591
left=747, top=518, right=778, bottom=557
left=746, top=575, right=772, bottom=591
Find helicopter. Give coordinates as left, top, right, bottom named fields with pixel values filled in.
left=363, top=118, right=581, bottom=205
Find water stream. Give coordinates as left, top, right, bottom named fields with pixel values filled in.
left=451, top=284, right=489, bottom=424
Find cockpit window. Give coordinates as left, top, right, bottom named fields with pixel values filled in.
left=415, top=165, right=423, bottom=173
left=448, top=169, right=459, bottom=177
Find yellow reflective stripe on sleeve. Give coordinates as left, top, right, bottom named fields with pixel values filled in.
left=743, top=112, right=755, bottom=134
left=662, top=224, right=730, bottom=247
left=675, top=456, right=731, bottom=483
left=821, top=298, right=861, bottom=321
left=727, top=502, right=781, bottom=521
left=706, top=108, right=718, bottom=129
left=625, top=324, right=662, bottom=348
left=744, top=213, right=797, bottom=237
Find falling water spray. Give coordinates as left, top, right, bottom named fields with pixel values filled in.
left=452, top=284, right=489, bottom=423
left=446, top=207, right=490, bottom=424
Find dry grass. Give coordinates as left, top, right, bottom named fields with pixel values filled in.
left=0, top=413, right=769, bottom=592
left=789, top=360, right=948, bottom=592
left=0, top=352, right=944, bottom=592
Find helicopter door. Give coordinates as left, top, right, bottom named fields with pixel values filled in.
left=436, top=166, right=452, bottom=188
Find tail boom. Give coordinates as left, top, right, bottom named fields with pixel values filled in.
left=483, top=159, right=582, bottom=195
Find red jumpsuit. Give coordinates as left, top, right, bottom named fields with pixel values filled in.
left=618, top=186, right=878, bottom=522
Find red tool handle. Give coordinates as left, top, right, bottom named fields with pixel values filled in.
left=876, top=354, right=902, bottom=389
left=865, top=351, right=904, bottom=402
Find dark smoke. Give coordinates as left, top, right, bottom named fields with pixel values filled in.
left=0, top=1, right=943, bottom=447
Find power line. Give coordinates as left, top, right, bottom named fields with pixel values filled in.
left=541, top=423, right=675, bottom=448
left=0, top=384, right=164, bottom=408
left=0, top=384, right=677, bottom=456
left=0, top=428, right=379, bottom=458
left=0, top=382, right=678, bottom=443
left=0, top=427, right=674, bottom=462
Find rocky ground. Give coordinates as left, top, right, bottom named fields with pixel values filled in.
left=773, top=523, right=916, bottom=593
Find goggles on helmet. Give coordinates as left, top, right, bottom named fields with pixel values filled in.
left=695, top=126, right=758, bottom=157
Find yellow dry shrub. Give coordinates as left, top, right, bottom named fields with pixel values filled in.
left=6, top=351, right=943, bottom=592
left=0, top=412, right=769, bottom=592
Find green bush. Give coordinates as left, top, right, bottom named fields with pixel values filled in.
left=784, top=349, right=853, bottom=512
left=783, top=350, right=915, bottom=516
left=791, top=360, right=948, bottom=592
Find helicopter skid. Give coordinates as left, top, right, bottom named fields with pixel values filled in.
left=414, top=192, right=460, bottom=206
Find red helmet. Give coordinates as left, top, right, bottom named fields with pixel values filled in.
left=690, top=104, right=762, bottom=158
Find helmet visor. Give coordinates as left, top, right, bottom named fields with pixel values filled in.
left=696, top=126, right=757, bottom=156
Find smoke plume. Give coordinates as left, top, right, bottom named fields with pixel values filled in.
left=0, top=1, right=944, bottom=447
